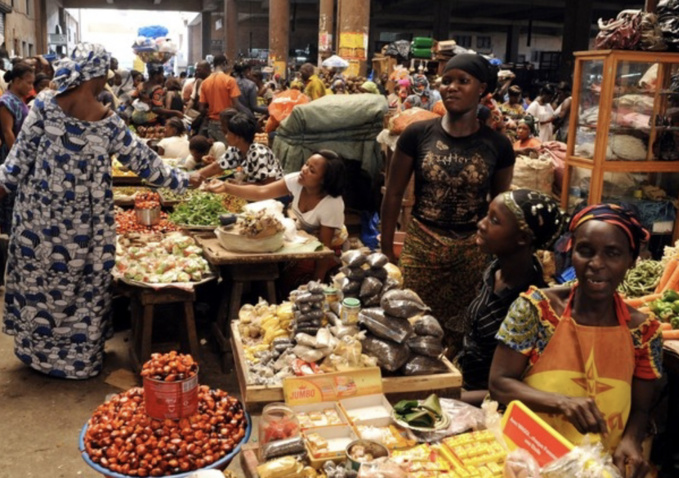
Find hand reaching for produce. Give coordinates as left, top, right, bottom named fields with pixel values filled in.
left=188, top=172, right=203, bottom=189
left=612, top=437, right=650, bottom=478
left=557, top=396, right=608, bottom=436
left=205, top=179, right=227, bottom=193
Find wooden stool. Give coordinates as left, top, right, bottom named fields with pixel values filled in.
left=213, top=262, right=279, bottom=371
left=121, top=284, right=200, bottom=372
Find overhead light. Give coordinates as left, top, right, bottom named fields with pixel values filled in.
left=106, top=0, right=114, bottom=4
left=153, top=0, right=162, bottom=4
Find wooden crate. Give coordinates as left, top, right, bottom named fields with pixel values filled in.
left=231, top=322, right=462, bottom=411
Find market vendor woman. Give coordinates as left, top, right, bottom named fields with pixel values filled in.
left=196, top=112, right=283, bottom=184
left=0, top=43, right=201, bottom=379
left=207, top=150, right=346, bottom=281
left=381, top=54, right=515, bottom=353
left=490, top=204, right=662, bottom=477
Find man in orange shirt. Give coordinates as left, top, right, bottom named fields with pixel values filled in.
left=199, top=54, right=242, bottom=144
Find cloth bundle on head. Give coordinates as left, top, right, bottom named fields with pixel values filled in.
left=502, top=189, right=564, bottom=249
left=568, top=203, right=650, bottom=259
left=52, top=42, right=111, bottom=94
left=443, top=53, right=498, bottom=96
left=412, top=74, right=431, bottom=97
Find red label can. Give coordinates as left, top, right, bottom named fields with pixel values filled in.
left=143, top=373, right=199, bottom=420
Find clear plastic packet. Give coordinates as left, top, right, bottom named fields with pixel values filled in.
left=503, top=448, right=541, bottom=478
left=357, top=457, right=407, bottom=478
left=541, top=441, right=622, bottom=478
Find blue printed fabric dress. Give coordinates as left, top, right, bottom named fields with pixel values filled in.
left=0, top=90, right=189, bottom=379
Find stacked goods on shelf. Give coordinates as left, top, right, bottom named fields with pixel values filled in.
left=238, top=252, right=449, bottom=389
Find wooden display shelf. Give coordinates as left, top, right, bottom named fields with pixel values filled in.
left=230, top=321, right=462, bottom=411
left=563, top=50, right=679, bottom=243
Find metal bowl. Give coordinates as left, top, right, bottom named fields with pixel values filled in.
left=346, top=439, right=390, bottom=471
left=135, top=207, right=161, bottom=226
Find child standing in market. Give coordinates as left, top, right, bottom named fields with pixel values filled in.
left=455, top=189, right=564, bottom=404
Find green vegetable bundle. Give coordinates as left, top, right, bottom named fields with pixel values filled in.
left=650, top=290, right=679, bottom=328
left=393, top=394, right=442, bottom=428
left=169, top=192, right=232, bottom=226
left=617, top=260, right=663, bottom=298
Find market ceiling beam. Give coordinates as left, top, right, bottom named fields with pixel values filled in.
left=372, top=0, right=642, bottom=11
left=62, top=0, right=203, bottom=10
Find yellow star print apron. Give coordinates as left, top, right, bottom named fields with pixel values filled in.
left=523, top=288, right=635, bottom=450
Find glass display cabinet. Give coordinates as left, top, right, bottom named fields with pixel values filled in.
left=562, top=50, right=679, bottom=244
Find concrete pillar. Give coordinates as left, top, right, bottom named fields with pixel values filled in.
left=505, top=24, right=520, bottom=64
left=318, top=0, right=334, bottom=64
left=560, top=0, right=592, bottom=81
left=432, top=0, right=451, bottom=41
left=337, top=0, right=370, bottom=77
left=224, top=0, right=237, bottom=63
left=202, top=11, right=212, bottom=59
left=269, top=0, right=289, bottom=79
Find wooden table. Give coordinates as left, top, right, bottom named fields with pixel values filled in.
left=231, top=321, right=462, bottom=411
left=115, top=282, right=200, bottom=372
left=194, top=234, right=335, bottom=370
left=662, top=342, right=679, bottom=477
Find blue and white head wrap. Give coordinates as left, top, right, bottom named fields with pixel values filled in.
left=52, top=43, right=111, bottom=95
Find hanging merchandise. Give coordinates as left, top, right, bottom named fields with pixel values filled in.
left=658, top=0, right=679, bottom=50
left=595, top=10, right=644, bottom=50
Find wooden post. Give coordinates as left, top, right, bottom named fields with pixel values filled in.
left=337, top=0, right=370, bottom=76
left=645, top=0, right=659, bottom=13
left=318, top=0, right=334, bottom=65
left=559, top=0, right=592, bottom=81
left=201, top=11, right=212, bottom=58
left=269, top=0, right=290, bottom=79
left=224, top=0, right=238, bottom=62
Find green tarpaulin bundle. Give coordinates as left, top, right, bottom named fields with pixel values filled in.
left=273, top=93, right=388, bottom=180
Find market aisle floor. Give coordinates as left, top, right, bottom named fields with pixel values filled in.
left=0, top=296, right=249, bottom=478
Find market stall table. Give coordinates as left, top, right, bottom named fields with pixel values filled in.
left=662, top=341, right=679, bottom=477
left=115, top=281, right=200, bottom=372
left=230, top=321, right=462, bottom=411
left=194, top=233, right=335, bottom=369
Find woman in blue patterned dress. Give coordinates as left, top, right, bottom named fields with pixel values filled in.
left=0, top=43, right=202, bottom=379
left=0, top=61, right=34, bottom=284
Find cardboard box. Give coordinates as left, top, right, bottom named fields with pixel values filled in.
left=290, top=401, right=349, bottom=429
left=339, top=394, right=394, bottom=425
left=304, top=425, right=358, bottom=462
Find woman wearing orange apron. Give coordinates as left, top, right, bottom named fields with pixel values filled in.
left=490, top=204, right=663, bottom=478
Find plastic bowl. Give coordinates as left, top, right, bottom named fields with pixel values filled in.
left=79, top=412, right=251, bottom=478
left=215, top=227, right=284, bottom=254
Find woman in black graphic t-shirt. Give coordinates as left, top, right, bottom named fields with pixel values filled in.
left=381, top=54, right=515, bottom=355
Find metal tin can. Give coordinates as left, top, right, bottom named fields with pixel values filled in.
left=143, top=372, right=199, bottom=420
left=340, top=298, right=361, bottom=325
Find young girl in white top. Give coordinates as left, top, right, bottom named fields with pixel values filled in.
left=157, top=117, right=190, bottom=159
left=207, top=150, right=347, bottom=281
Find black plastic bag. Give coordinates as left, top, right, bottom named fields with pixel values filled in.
left=361, top=334, right=410, bottom=372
